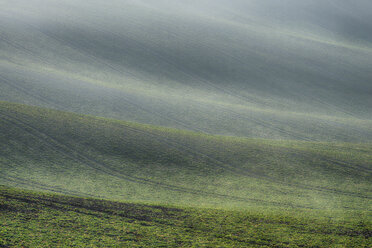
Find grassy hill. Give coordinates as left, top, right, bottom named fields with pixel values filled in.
left=1, top=1, right=371, bottom=246
left=1, top=101, right=371, bottom=212
left=1, top=0, right=372, bottom=142
left=1, top=186, right=371, bottom=247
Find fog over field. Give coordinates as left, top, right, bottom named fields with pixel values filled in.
left=1, top=1, right=372, bottom=246
left=1, top=0, right=372, bottom=142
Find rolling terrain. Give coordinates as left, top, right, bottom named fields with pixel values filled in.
left=1, top=101, right=371, bottom=211
left=1, top=0, right=372, bottom=246
left=1, top=0, right=372, bottom=142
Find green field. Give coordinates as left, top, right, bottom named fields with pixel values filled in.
left=1, top=101, right=371, bottom=211
left=0, top=101, right=371, bottom=247
left=1, top=186, right=371, bottom=247
left=1, top=1, right=372, bottom=247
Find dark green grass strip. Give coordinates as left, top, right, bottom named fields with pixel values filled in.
left=1, top=186, right=371, bottom=247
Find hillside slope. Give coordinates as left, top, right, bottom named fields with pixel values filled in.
left=1, top=0, right=372, bottom=142
left=1, top=186, right=370, bottom=247
left=1, top=101, right=371, bottom=210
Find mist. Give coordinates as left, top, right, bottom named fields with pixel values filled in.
left=1, top=0, right=372, bottom=142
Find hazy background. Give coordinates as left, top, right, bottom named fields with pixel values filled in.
left=1, top=0, right=372, bottom=141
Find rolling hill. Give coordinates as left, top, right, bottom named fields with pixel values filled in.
left=1, top=0, right=372, bottom=142
left=1, top=0, right=372, bottom=246
left=1, top=101, right=371, bottom=211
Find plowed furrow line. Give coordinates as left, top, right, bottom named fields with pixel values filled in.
left=0, top=111, right=306, bottom=207
left=32, top=25, right=204, bottom=133
left=119, top=124, right=371, bottom=199
left=2, top=109, right=369, bottom=199
left=6, top=20, right=204, bottom=133
left=49, top=17, right=315, bottom=140
left=0, top=75, right=57, bottom=107
left=0, top=173, right=92, bottom=198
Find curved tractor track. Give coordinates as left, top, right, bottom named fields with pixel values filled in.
left=0, top=108, right=370, bottom=201
left=0, top=110, right=318, bottom=209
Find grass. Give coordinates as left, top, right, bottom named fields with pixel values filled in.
left=1, top=1, right=371, bottom=246
left=1, top=186, right=371, bottom=247
left=0, top=101, right=371, bottom=211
